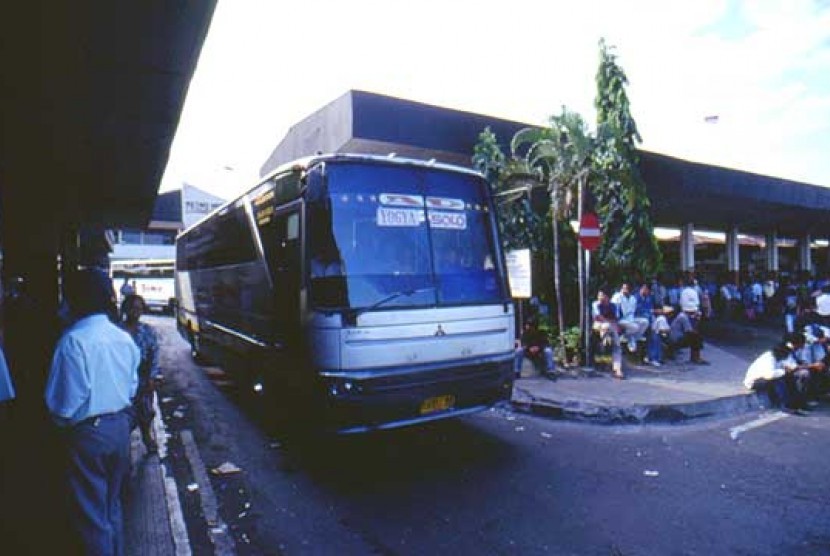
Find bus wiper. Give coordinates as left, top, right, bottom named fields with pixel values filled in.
left=347, top=287, right=436, bottom=321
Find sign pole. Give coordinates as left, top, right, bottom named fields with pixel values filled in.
left=585, top=249, right=592, bottom=366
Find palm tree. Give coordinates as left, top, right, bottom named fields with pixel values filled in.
left=511, top=108, right=600, bottom=363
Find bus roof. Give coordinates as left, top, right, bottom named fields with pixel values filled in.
left=177, top=153, right=487, bottom=240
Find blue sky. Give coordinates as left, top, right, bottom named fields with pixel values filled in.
left=160, top=0, right=830, bottom=200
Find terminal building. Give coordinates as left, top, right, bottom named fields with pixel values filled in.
left=262, top=90, right=830, bottom=278
left=110, top=183, right=225, bottom=262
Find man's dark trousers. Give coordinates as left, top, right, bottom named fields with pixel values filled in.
left=66, top=411, right=130, bottom=556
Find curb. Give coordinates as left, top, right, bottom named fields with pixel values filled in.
left=510, top=388, right=768, bottom=425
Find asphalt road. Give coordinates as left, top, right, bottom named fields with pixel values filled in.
left=149, top=316, right=830, bottom=556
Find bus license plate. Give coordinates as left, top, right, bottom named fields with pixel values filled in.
left=420, top=394, right=455, bottom=415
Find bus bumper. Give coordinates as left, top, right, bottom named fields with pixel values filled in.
left=318, top=355, right=514, bottom=434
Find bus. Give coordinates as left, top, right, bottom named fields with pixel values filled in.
left=110, top=258, right=176, bottom=314
left=175, top=154, right=515, bottom=434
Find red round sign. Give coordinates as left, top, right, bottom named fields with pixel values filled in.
left=578, top=212, right=601, bottom=251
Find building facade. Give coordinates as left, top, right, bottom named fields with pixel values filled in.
left=110, top=184, right=225, bottom=262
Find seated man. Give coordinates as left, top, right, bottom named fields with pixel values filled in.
left=646, top=306, right=673, bottom=367
left=612, top=283, right=649, bottom=354
left=785, top=332, right=820, bottom=412
left=667, top=309, right=708, bottom=365
left=743, top=342, right=791, bottom=408
left=805, top=325, right=830, bottom=401
left=592, top=288, right=623, bottom=379
left=514, top=320, right=554, bottom=378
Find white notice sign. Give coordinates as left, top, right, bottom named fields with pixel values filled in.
left=377, top=207, right=424, bottom=227
left=505, top=249, right=532, bottom=299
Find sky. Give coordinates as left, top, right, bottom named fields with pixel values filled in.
left=160, top=0, right=830, bottom=201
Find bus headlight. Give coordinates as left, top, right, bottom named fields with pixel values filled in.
left=326, top=378, right=361, bottom=398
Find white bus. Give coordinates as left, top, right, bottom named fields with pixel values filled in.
left=110, top=258, right=176, bottom=314
left=175, top=154, right=515, bottom=434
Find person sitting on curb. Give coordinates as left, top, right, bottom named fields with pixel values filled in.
left=592, top=287, right=624, bottom=379
left=743, top=342, right=791, bottom=409
left=667, top=308, right=708, bottom=365
left=805, top=325, right=830, bottom=401
left=514, top=319, right=555, bottom=379
left=784, top=332, right=820, bottom=413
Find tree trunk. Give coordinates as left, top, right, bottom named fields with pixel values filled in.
left=551, top=185, right=567, bottom=363
left=577, top=177, right=585, bottom=362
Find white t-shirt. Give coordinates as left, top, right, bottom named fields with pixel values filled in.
left=612, top=292, right=637, bottom=320
left=816, top=293, right=830, bottom=317
left=652, top=315, right=671, bottom=334
left=743, top=351, right=786, bottom=389
left=679, top=287, right=700, bottom=312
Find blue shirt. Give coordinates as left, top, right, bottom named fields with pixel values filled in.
left=634, top=293, right=655, bottom=320
left=0, top=347, right=14, bottom=403
left=120, top=321, right=161, bottom=385
left=45, top=314, right=140, bottom=427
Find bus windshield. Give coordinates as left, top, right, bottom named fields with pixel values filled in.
left=308, top=162, right=506, bottom=312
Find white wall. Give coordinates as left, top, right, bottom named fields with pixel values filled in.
left=182, top=183, right=226, bottom=229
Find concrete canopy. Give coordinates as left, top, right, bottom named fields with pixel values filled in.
left=262, top=90, right=830, bottom=239
left=0, top=2, right=217, bottom=229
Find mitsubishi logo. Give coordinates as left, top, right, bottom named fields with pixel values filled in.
left=435, top=325, right=446, bottom=337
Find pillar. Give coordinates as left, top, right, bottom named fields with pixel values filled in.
left=726, top=226, right=740, bottom=277
left=798, top=233, right=812, bottom=274
left=765, top=231, right=779, bottom=273
left=680, top=223, right=695, bottom=272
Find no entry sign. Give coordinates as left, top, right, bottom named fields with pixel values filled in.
left=578, top=212, right=601, bottom=251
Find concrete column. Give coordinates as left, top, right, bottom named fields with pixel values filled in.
left=726, top=227, right=740, bottom=273
left=799, top=233, right=812, bottom=273
left=680, top=223, right=695, bottom=272
left=765, top=231, right=779, bottom=273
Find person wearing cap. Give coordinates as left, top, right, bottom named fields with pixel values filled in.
left=44, top=269, right=140, bottom=555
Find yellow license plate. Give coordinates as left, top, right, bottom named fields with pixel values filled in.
left=420, top=394, right=455, bottom=415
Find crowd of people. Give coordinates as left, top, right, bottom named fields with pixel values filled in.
left=743, top=328, right=830, bottom=415
left=516, top=270, right=830, bottom=414
left=590, top=277, right=709, bottom=379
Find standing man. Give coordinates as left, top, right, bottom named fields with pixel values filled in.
left=44, top=269, right=139, bottom=556
left=679, top=277, right=701, bottom=318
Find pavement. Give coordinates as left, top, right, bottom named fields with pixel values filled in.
left=511, top=341, right=766, bottom=424
left=125, top=398, right=187, bottom=556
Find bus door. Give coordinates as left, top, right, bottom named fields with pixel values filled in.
left=272, top=208, right=302, bottom=342
left=253, top=199, right=303, bottom=351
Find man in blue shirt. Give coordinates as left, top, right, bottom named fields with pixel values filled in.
left=44, top=269, right=139, bottom=556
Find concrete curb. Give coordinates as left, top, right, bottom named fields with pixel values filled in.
left=510, top=386, right=768, bottom=425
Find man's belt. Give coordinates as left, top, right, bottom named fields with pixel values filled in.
left=73, top=407, right=130, bottom=429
